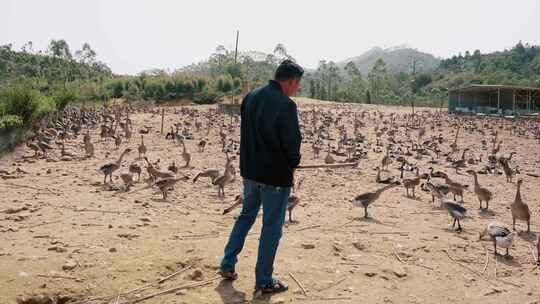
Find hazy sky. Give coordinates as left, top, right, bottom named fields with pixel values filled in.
left=3, top=0, right=540, bottom=75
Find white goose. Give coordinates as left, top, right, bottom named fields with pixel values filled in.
left=479, top=222, right=515, bottom=256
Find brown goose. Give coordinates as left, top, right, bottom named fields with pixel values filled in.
left=510, top=179, right=531, bottom=233
left=99, top=148, right=132, bottom=184
left=353, top=182, right=399, bottom=218
left=466, top=170, right=493, bottom=210
left=375, top=167, right=397, bottom=184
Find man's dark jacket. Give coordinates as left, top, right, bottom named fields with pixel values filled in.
left=240, top=80, right=302, bottom=187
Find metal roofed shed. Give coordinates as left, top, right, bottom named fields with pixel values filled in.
left=448, top=85, right=540, bottom=116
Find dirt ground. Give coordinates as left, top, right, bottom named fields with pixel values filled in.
left=1, top=98, right=539, bottom=304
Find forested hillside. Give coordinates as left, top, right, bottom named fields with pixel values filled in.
left=304, top=42, right=540, bottom=106
left=2, top=39, right=540, bottom=133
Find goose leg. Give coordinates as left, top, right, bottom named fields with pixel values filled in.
left=452, top=218, right=456, bottom=228
left=412, top=187, right=415, bottom=198
left=527, top=220, right=530, bottom=233
left=494, top=242, right=498, bottom=255
left=103, top=174, right=107, bottom=184
left=364, top=206, right=369, bottom=218
left=456, top=219, right=462, bottom=231
left=486, top=200, right=489, bottom=210
left=512, top=217, right=516, bottom=231
left=505, top=248, right=509, bottom=257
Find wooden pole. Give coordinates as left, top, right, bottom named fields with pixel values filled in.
left=231, top=30, right=239, bottom=106
left=161, top=108, right=165, bottom=134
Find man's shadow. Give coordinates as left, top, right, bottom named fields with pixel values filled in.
left=215, top=280, right=248, bottom=304
left=216, top=280, right=274, bottom=304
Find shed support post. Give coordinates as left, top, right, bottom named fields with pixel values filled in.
left=497, top=89, right=501, bottom=116
left=513, top=90, right=516, bottom=116
left=528, top=90, right=531, bottom=113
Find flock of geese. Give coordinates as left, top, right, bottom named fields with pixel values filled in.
left=23, top=102, right=540, bottom=265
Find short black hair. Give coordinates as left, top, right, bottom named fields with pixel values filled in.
left=274, top=59, right=304, bottom=81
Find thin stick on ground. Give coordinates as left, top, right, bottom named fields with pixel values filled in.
left=127, top=276, right=220, bottom=304
left=3, top=182, right=59, bottom=195
left=37, top=274, right=80, bottom=280
left=21, top=220, right=61, bottom=229
left=528, top=245, right=537, bottom=265
left=296, top=296, right=352, bottom=301
left=393, top=246, right=407, bottom=264
left=316, top=278, right=347, bottom=292
left=122, top=265, right=193, bottom=295
left=494, top=255, right=498, bottom=278
left=443, top=249, right=499, bottom=289
left=289, top=272, right=308, bottom=297
left=482, top=249, right=490, bottom=274
left=293, top=224, right=321, bottom=232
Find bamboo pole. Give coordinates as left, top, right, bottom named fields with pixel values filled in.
left=296, top=162, right=358, bottom=170
left=160, top=108, right=165, bottom=134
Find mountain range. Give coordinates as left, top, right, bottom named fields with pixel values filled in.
left=337, top=46, right=440, bottom=75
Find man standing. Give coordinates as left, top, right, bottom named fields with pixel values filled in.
left=219, top=60, right=304, bottom=294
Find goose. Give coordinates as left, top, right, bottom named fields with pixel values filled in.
left=424, top=177, right=449, bottom=206
left=193, top=169, right=220, bottom=183
left=168, top=161, right=178, bottom=174
left=537, top=237, right=540, bottom=265
left=138, top=135, right=147, bottom=159
left=450, top=148, right=470, bottom=173
left=353, top=182, right=399, bottom=218
left=154, top=176, right=189, bottom=199
left=442, top=174, right=468, bottom=201
left=84, top=139, right=94, bottom=158
left=442, top=199, right=467, bottom=231
left=479, top=222, right=514, bottom=256
left=312, top=142, right=321, bottom=159
left=466, top=170, right=493, bottom=210
left=510, top=179, right=531, bottom=233
left=223, top=195, right=243, bottom=215
left=380, top=150, right=392, bottom=171
left=287, top=177, right=305, bottom=223
left=99, top=148, right=132, bottom=184
left=26, top=140, right=41, bottom=158
left=129, top=163, right=142, bottom=182
left=144, top=157, right=175, bottom=182
left=375, top=167, right=397, bottom=184
left=428, top=167, right=446, bottom=179
left=324, top=145, right=335, bottom=164
left=402, top=167, right=421, bottom=197
left=198, top=138, right=207, bottom=152
left=120, top=173, right=134, bottom=191
left=36, top=141, right=53, bottom=158
left=213, top=163, right=234, bottom=197
left=58, top=142, right=76, bottom=158
left=181, top=141, right=191, bottom=167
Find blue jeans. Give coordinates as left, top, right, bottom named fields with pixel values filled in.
left=220, top=179, right=291, bottom=286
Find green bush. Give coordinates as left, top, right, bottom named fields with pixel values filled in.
left=192, top=90, right=220, bottom=104
left=0, top=115, right=23, bottom=130
left=53, top=87, right=79, bottom=110
left=0, top=86, right=55, bottom=123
